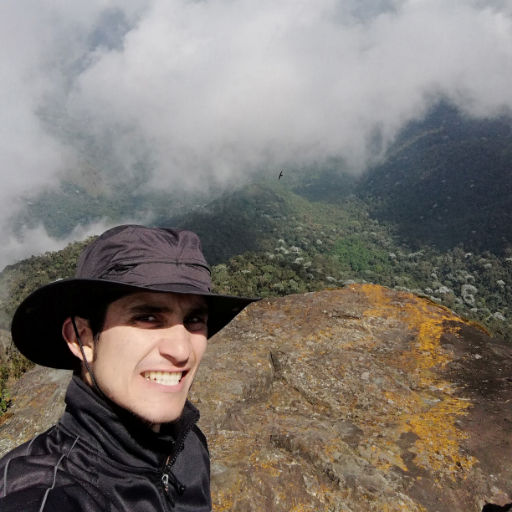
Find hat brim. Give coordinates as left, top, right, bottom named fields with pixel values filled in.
left=11, top=278, right=260, bottom=370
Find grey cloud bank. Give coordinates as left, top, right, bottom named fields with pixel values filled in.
left=1, top=0, right=512, bottom=266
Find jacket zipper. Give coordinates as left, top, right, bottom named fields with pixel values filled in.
left=161, top=473, right=176, bottom=507
left=160, top=420, right=196, bottom=508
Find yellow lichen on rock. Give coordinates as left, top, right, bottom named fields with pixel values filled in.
left=356, top=284, right=475, bottom=479
left=405, top=397, right=474, bottom=475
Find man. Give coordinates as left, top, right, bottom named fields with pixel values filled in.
left=0, top=225, right=259, bottom=511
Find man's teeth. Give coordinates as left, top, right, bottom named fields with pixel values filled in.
left=143, top=371, right=182, bottom=386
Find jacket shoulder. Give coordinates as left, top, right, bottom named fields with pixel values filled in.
left=0, top=484, right=107, bottom=512
left=0, top=426, right=109, bottom=512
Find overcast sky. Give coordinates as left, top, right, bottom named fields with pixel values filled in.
left=1, top=0, right=512, bottom=265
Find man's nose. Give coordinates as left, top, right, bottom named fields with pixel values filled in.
left=158, top=324, right=192, bottom=364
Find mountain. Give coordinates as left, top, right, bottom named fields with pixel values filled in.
left=359, top=102, right=512, bottom=254
left=1, top=101, right=512, bottom=395
left=13, top=102, right=512, bottom=255
left=1, top=102, right=512, bottom=509
left=12, top=175, right=222, bottom=240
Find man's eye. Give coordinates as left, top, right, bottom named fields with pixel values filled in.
left=134, top=315, right=157, bottom=323
left=185, top=316, right=208, bottom=330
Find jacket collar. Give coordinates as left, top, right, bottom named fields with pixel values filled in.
left=60, top=375, right=200, bottom=469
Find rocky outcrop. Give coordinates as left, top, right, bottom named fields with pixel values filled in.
left=0, top=366, right=70, bottom=455
left=1, top=284, right=512, bottom=511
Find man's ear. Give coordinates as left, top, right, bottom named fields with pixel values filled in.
left=62, top=317, right=94, bottom=363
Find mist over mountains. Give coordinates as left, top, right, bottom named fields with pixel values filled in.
left=3, top=0, right=512, bottom=265
left=9, top=102, right=512, bottom=256
left=2, top=5, right=512, bottom=507
left=6, top=100, right=512, bottom=262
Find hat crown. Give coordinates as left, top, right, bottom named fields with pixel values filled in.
left=77, top=225, right=212, bottom=291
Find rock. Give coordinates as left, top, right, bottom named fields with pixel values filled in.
left=0, top=366, right=72, bottom=455
left=1, top=285, right=512, bottom=511
left=199, top=285, right=512, bottom=511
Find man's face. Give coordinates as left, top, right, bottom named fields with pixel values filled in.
left=86, top=291, right=208, bottom=425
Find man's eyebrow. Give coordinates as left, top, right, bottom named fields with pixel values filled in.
left=187, top=305, right=209, bottom=317
left=127, top=304, right=209, bottom=316
left=127, top=304, right=172, bottom=315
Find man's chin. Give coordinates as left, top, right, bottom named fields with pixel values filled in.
left=129, top=406, right=185, bottom=428
left=107, top=390, right=187, bottom=428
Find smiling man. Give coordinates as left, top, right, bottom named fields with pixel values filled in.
left=0, top=225, right=258, bottom=512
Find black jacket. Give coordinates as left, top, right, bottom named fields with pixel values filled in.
left=0, top=376, right=211, bottom=511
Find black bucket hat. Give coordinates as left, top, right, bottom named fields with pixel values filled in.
left=11, top=225, right=260, bottom=370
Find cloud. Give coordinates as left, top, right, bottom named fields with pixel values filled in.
left=0, top=220, right=116, bottom=270
left=1, top=0, right=512, bottom=261
left=64, top=0, right=512, bottom=181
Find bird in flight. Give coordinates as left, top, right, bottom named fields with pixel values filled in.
left=278, top=171, right=283, bottom=180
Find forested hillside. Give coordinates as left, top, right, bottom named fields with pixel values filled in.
left=1, top=179, right=511, bottom=341
left=359, top=103, right=512, bottom=254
